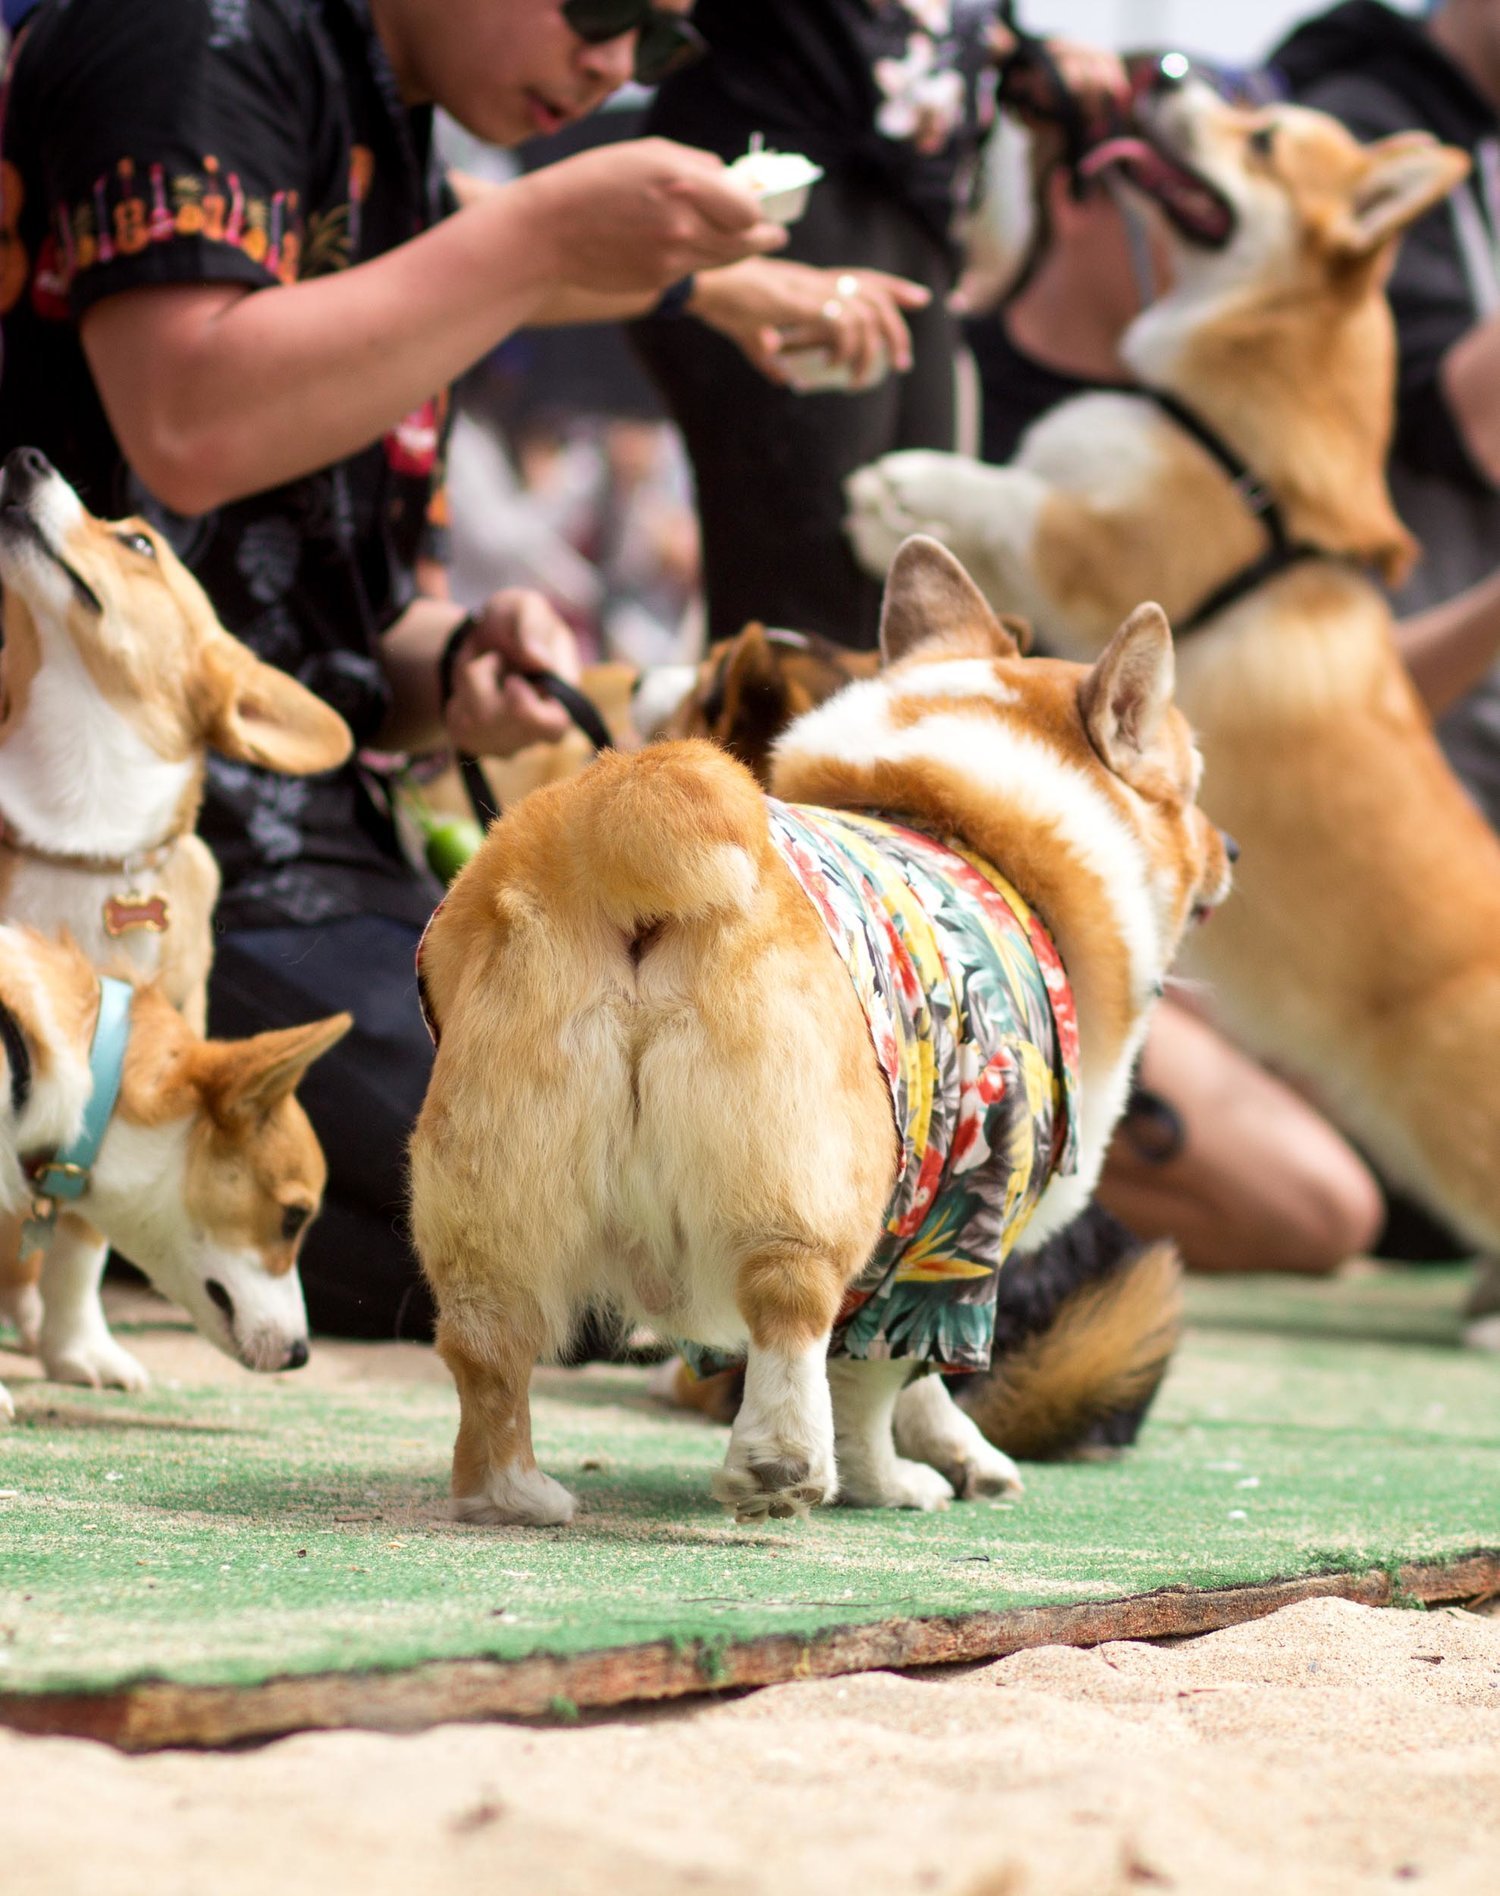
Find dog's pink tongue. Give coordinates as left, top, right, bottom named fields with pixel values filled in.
left=1078, top=136, right=1156, bottom=180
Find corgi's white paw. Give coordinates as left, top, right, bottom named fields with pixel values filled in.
left=42, top=1334, right=150, bottom=1393
left=894, top=1375, right=1025, bottom=1499
left=452, top=1463, right=577, bottom=1528
left=712, top=1436, right=837, bottom=1524
left=944, top=1437, right=1024, bottom=1499
left=839, top=1455, right=955, bottom=1512
left=1463, top=1312, right=1500, bottom=1353
left=845, top=451, right=985, bottom=577
left=0, top=1282, right=42, bottom=1355
left=0, top=1378, right=13, bottom=1424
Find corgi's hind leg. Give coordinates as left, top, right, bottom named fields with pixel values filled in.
left=830, top=1358, right=956, bottom=1510
left=893, top=1371, right=1024, bottom=1499
left=712, top=1243, right=842, bottom=1523
left=437, top=1303, right=576, bottom=1528
left=38, top=1215, right=149, bottom=1392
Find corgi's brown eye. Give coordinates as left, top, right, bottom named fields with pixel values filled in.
left=1247, top=126, right=1276, bottom=160
left=281, top=1204, right=310, bottom=1242
left=115, top=530, right=156, bottom=559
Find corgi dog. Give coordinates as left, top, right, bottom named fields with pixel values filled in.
left=0, top=447, right=352, bottom=1383
left=408, top=537, right=1230, bottom=1525
left=643, top=620, right=1189, bottom=1466
left=845, top=84, right=1500, bottom=1264
left=0, top=923, right=349, bottom=1421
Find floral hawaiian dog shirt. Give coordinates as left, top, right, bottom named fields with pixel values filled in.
left=694, top=801, right=1081, bottom=1377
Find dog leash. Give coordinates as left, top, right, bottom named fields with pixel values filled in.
left=19, top=973, right=133, bottom=1254
left=437, top=612, right=613, bottom=830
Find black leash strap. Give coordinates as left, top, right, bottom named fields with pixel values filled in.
left=440, top=618, right=613, bottom=828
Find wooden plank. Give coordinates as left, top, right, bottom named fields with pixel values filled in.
left=3, top=1550, right=1495, bottom=1753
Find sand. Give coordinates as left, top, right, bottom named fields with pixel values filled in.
left=4, top=1294, right=1498, bottom=1895
left=3, top=1594, right=1497, bottom=1895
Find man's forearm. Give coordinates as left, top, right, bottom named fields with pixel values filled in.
left=1440, top=311, right=1500, bottom=486
left=378, top=596, right=470, bottom=755
left=1396, top=564, right=1500, bottom=717
left=81, top=183, right=566, bottom=515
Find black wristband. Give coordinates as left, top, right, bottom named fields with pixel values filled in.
left=436, top=610, right=479, bottom=710
left=651, top=274, right=697, bottom=320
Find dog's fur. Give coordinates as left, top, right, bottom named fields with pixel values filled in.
left=0, top=924, right=349, bottom=1420
left=409, top=538, right=1229, bottom=1525
left=0, top=450, right=352, bottom=1383
left=846, top=89, right=1500, bottom=1256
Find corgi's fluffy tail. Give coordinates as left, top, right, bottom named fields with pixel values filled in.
left=961, top=1214, right=1184, bottom=1461
left=419, top=741, right=771, bottom=1039
left=551, top=740, right=769, bottom=931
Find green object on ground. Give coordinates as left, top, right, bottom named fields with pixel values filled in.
left=0, top=1267, right=1495, bottom=1698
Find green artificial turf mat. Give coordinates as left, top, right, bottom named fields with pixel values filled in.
left=0, top=1265, right=1496, bottom=1719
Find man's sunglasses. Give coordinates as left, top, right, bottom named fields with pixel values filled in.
left=561, top=0, right=706, bottom=87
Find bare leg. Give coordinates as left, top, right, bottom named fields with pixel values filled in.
left=438, top=1306, right=576, bottom=1527
left=1097, top=1001, right=1384, bottom=1275
left=893, top=1371, right=1024, bottom=1498
left=39, top=1215, right=148, bottom=1391
left=830, top=1357, right=956, bottom=1510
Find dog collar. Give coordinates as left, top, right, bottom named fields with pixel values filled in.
left=0, top=812, right=177, bottom=938
left=0, top=808, right=181, bottom=876
left=23, top=974, right=134, bottom=1241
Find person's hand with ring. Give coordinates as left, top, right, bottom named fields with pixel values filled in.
left=686, top=257, right=930, bottom=386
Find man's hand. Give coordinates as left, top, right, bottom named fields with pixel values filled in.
left=445, top=589, right=583, bottom=758
left=517, top=138, right=789, bottom=296
left=689, top=257, right=931, bottom=386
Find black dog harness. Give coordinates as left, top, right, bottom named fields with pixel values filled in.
left=0, top=998, right=31, bottom=1119
left=1135, top=386, right=1341, bottom=635
left=1053, top=378, right=1354, bottom=635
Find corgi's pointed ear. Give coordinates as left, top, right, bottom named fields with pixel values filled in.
left=195, top=1013, right=352, bottom=1124
left=199, top=640, right=354, bottom=776
left=1081, top=602, right=1175, bottom=776
left=878, top=535, right=1020, bottom=665
left=1331, top=134, right=1469, bottom=262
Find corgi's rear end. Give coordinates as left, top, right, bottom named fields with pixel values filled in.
left=412, top=736, right=897, bottom=1388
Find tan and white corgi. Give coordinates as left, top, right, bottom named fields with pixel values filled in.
left=0, top=923, right=349, bottom=1421
left=0, top=447, right=352, bottom=1383
left=845, top=85, right=1500, bottom=1262
left=408, top=538, right=1229, bottom=1526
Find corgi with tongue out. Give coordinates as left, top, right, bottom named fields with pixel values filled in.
left=409, top=537, right=1229, bottom=1527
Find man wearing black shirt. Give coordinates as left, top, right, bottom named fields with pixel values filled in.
left=0, top=0, right=919, bottom=1335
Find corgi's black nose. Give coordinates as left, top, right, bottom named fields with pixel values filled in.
left=1222, top=830, right=1241, bottom=864
left=1, top=446, right=53, bottom=503
left=285, top=1338, right=309, bottom=1371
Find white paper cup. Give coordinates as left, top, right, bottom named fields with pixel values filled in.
left=725, top=147, right=824, bottom=228
left=780, top=343, right=891, bottom=395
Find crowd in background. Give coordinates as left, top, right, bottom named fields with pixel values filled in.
left=4, top=0, right=1500, bottom=1340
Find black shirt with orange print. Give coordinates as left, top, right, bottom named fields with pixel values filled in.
left=0, top=0, right=444, bottom=928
